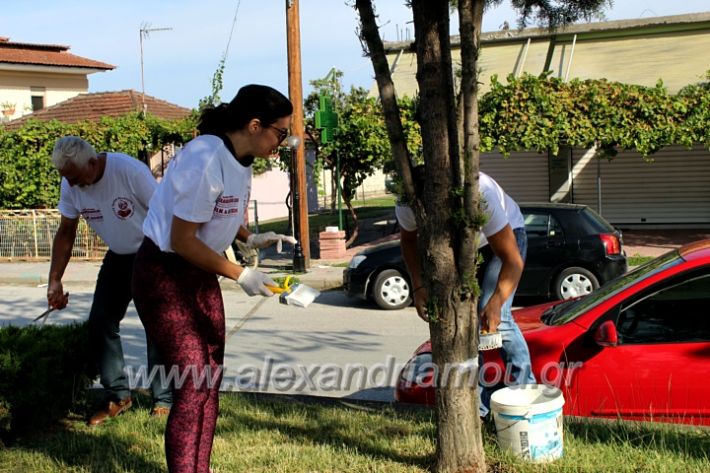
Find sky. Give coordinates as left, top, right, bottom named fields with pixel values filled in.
left=2, top=1, right=709, bottom=109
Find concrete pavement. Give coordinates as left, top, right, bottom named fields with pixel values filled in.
left=621, top=228, right=710, bottom=258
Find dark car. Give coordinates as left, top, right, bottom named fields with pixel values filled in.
left=343, top=203, right=627, bottom=309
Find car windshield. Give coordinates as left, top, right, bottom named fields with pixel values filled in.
left=545, top=250, right=683, bottom=326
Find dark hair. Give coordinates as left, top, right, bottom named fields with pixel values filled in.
left=197, top=84, right=293, bottom=135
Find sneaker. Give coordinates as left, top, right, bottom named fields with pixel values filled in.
left=88, top=396, right=133, bottom=426
left=150, top=406, right=171, bottom=417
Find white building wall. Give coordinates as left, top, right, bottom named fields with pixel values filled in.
left=250, top=168, right=291, bottom=223
left=318, top=167, right=389, bottom=208
left=0, top=70, right=88, bottom=120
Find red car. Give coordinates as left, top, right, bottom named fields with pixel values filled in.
left=396, top=240, right=710, bottom=426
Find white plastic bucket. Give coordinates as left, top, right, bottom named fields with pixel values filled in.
left=490, top=384, right=565, bottom=462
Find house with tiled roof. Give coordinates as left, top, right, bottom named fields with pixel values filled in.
left=4, top=89, right=191, bottom=129
left=2, top=89, right=192, bottom=180
left=0, top=36, right=114, bottom=121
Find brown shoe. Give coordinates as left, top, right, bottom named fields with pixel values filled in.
left=150, top=406, right=171, bottom=417
left=88, top=397, right=133, bottom=426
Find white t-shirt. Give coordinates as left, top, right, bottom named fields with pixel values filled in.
left=57, top=153, right=157, bottom=255
left=395, top=172, right=524, bottom=247
left=143, top=134, right=252, bottom=254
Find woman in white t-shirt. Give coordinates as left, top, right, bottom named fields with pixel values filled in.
left=132, top=84, right=293, bottom=473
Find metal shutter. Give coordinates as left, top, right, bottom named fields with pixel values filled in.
left=572, top=145, right=710, bottom=225
left=480, top=150, right=549, bottom=203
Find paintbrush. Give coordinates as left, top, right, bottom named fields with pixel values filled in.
left=266, top=276, right=320, bottom=308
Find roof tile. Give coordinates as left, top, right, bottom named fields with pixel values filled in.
left=3, top=90, right=191, bottom=129
left=0, top=39, right=114, bottom=70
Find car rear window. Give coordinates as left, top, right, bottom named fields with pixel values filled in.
left=578, top=207, right=616, bottom=234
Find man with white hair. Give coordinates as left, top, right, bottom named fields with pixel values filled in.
left=47, top=136, right=172, bottom=425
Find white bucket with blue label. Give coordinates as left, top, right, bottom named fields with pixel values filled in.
left=490, top=384, right=565, bottom=462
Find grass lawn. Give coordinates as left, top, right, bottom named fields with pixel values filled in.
left=628, top=254, right=655, bottom=266
left=1, top=392, right=708, bottom=473
left=255, top=195, right=396, bottom=237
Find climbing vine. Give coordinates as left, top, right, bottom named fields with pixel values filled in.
left=478, top=72, right=710, bottom=158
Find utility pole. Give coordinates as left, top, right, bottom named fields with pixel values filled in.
left=139, top=24, right=172, bottom=114
left=286, top=0, right=310, bottom=268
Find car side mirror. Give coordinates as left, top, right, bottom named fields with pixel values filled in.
left=593, top=320, right=619, bottom=347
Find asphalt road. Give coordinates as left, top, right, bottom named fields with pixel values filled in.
left=0, top=282, right=430, bottom=402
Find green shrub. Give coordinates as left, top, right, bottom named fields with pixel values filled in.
left=0, top=113, right=197, bottom=209
left=0, top=322, right=93, bottom=442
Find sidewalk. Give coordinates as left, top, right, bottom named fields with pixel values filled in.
left=621, top=228, right=710, bottom=258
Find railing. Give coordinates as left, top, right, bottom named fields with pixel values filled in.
left=0, top=201, right=261, bottom=262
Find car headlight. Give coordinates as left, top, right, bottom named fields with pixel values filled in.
left=348, top=255, right=367, bottom=269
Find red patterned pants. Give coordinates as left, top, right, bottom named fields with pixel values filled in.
left=133, top=237, right=225, bottom=473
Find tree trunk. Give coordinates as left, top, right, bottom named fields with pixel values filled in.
left=411, top=1, right=484, bottom=471
left=330, top=168, right=337, bottom=211
left=344, top=199, right=359, bottom=247
left=356, top=1, right=486, bottom=472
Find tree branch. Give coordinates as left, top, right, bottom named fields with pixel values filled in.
left=354, top=0, right=415, bottom=201
left=457, top=0, right=485, bottom=281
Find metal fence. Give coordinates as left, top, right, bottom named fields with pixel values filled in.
left=0, top=201, right=263, bottom=262
left=0, top=210, right=107, bottom=261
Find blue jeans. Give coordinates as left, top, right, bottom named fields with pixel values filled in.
left=478, top=227, right=536, bottom=417
left=88, top=250, right=172, bottom=407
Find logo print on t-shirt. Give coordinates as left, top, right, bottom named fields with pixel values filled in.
left=81, top=208, right=103, bottom=221
left=112, top=197, right=135, bottom=220
left=213, top=195, right=240, bottom=218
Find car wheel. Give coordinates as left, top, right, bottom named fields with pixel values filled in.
left=554, top=267, right=599, bottom=300
left=372, top=269, right=411, bottom=310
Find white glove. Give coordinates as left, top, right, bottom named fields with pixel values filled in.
left=237, top=268, right=277, bottom=297
left=246, top=231, right=298, bottom=253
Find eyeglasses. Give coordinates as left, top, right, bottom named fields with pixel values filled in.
left=267, top=124, right=288, bottom=143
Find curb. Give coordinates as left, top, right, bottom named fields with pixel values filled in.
left=0, top=274, right=345, bottom=292
left=0, top=275, right=50, bottom=285
left=0, top=252, right=350, bottom=291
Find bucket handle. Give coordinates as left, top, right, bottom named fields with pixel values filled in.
left=496, top=408, right=561, bottom=432
left=493, top=410, right=532, bottom=433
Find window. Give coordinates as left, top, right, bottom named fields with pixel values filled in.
left=616, top=272, right=710, bottom=344
left=30, top=86, right=45, bottom=112
left=31, top=95, right=44, bottom=111
left=524, top=212, right=564, bottom=237
left=524, top=213, right=549, bottom=236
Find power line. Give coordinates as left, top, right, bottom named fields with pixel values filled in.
left=223, top=0, right=242, bottom=59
